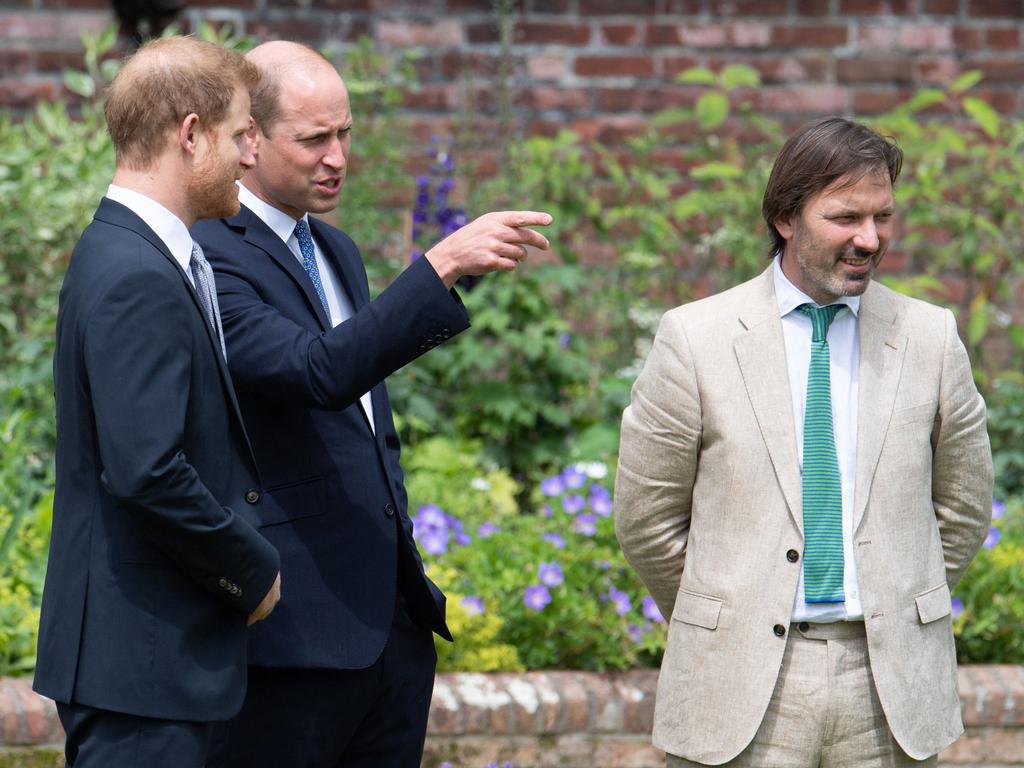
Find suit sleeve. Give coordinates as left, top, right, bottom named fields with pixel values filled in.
left=204, top=232, right=470, bottom=409
left=84, top=266, right=280, bottom=615
left=931, top=309, right=993, bottom=588
left=614, top=310, right=700, bottom=620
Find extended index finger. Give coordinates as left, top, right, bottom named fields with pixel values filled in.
left=496, top=210, right=553, bottom=228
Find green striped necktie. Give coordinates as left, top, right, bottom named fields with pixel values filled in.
left=798, top=303, right=845, bottom=604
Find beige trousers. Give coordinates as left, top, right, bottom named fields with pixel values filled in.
left=667, top=622, right=937, bottom=768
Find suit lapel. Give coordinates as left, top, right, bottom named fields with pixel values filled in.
left=853, top=283, right=907, bottom=530
left=733, top=267, right=803, bottom=532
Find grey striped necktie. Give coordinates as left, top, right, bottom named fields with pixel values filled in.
left=189, top=242, right=227, bottom=360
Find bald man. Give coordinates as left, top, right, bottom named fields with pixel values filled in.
left=35, top=38, right=280, bottom=768
left=193, top=41, right=551, bottom=767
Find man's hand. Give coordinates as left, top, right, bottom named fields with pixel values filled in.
left=247, top=572, right=281, bottom=626
left=425, top=211, right=553, bottom=290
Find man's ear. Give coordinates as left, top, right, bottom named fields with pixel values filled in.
left=246, top=117, right=260, bottom=159
left=178, top=113, right=201, bottom=156
left=774, top=217, right=794, bottom=241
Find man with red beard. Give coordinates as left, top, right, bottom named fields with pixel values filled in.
left=616, top=118, right=992, bottom=767
left=35, top=36, right=281, bottom=768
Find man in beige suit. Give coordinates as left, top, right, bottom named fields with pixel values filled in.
left=615, top=117, right=993, bottom=767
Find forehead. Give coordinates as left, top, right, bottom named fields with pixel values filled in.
left=276, top=69, right=350, bottom=131
left=811, top=168, right=894, bottom=210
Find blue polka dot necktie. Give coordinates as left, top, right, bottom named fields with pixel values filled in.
left=294, top=219, right=330, bottom=316
left=798, top=303, right=845, bottom=604
left=189, top=242, right=226, bottom=360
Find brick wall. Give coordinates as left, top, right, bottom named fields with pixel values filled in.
left=1, top=0, right=1022, bottom=135
left=2, top=668, right=1024, bottom=767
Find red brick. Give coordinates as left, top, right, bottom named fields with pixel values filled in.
left=596, top=85, right=701, bottom=112
left=466, top=22, right=500, bottom=43
left=853, top=87, right=916, bottom=113
left=519, top=86, right=591, bottom=111
left=0, top=10, right=108, bottom=40
left=660, top=54, right=701, bottom=78
left=897, top=24, right=955, bottom=49
left=574, top=55, right=654, bottom=78
left=664, top=0, right=702, bottom=11
left=580, top=0, right=658, bottom=12
left=916, top=57, right=961, bottom=83
left=987, top=26, right=1021, bottom=48
left=968, top=0, right=1024, bottom=16
left=704, top=54, right=829, bottom=83
left=772, top=24, right=848, bottom=47
left=836, top=55, right=914, bottom=83
left=527, top=0, right=570, bottom=10
left=857, top=25, right=898, bottom=48
left=876, top=247, right=909, bottom=274
left=439, top=52, right=499, bottom=78
left=0, top=77, right=58, bottom=106
left=764, top=84, right=849, bottom=113
left=34, top=48, right=91, bottom=72
left=526, top=54, right=566, bottom=79
left=248, top=16, right=367, bottom=42
left=645, top=23, right=682, bottom=46
left=513, top=21, right=591, bottom=45
left=602, top=23, right=641, bottom=46
left=402, top=84, right=454, bottom=110
left=446, top=0, right=522, bottom=8
left=839, top=0, right=914, bottom=12
left=679, top=24, right=731, bottom=46
left=571, top=116, right=648, bottom=144
left=922, top=0, right=958, bottom=12
left=378, top=19, right=463, bottom=46
left=974, top=87, right=1019, bottom=113
left=710, top=0, right=788, bottom=13
left=794, top=0, right=833, bottom=13
left=952, top=25, right=985, bottom=48
left=0, top=49, right=33, bottom=76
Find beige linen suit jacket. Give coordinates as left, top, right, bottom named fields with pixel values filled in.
left=615, top=266, right=993, bottom=765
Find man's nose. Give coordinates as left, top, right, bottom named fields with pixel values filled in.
left=322, top=136, right=346, bottom=170
left=852, top=219, right=879, bottom=252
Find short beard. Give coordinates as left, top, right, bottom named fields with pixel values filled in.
left=188, top=156, right=240, bottom=221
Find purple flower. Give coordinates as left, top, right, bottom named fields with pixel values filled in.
left=446, top=514, right=470, bottom=546
left=575, top=513, right=597, bottom=537
left=541, top=504, right=553, bottom=518
left=540, top=475, right=565, bottom=497
left=523, top=584, right=552, bottom=612
left=559, top=332, right=571, bottom=349
left=561, top=465, right=587, bottom=489
left=419, top=527, right=448, bottom=555
left=542, top=532, right=566, bottom=549
left=951, top=597, right=964, bottom=619
left=562, top=494, right=586, bottom=514
left=538, top=561, right=564, bottom=587
left=477, top=521, right=501, bottom=539
left=416, top=504, right=447, bottom=529
left=627, top=623, right=646, bottom=644
left=591, top=495, right=613, bottom=517
left=984, top=527, right=1001, bottom=548
left=642, top=596, right=665, bottom=623
left=410, top=249, right=423, bottom=262
left=992, top=499, right=1006, bottom=519
left=607, top=587, right=631, bottom=616
left=590, top=483, right=611, bottom=500
left=597, top=559, right=610, bottom=570
left=461, top=595, right=485, bottom=616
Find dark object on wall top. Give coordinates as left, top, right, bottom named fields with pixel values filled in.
left=111, top=0, right=187, bottom=47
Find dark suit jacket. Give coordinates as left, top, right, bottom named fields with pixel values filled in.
left=192, top=205, right=469, bottom=670
left=34, top=198, right=280, bottom=722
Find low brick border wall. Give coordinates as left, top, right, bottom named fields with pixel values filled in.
left=3, top=667, right=1023, bottom=767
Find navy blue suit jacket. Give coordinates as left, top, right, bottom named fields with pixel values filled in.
left=192, top=205, right=469, bottom=669
left=34, top=198, right=281, bottom=721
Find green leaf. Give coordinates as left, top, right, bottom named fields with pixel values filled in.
left=695, top=91, right=729, bottom=131
left=950, top=70, right=983, bottom=94
left=675, top=67, right=716, bottom=86
left=963, top=97, right=1000, bottom=139
left=61, top=69, right=95, bottom=99
left=898, top=89, right=945, bottom=114
left=690, top=161, right=743, bottom=181
left=99, top=59, right=121, bottom=83
left=720, top=63, right=761, bottom=90
left=651, top=106, right=693, bottom=128
left=967, top=296, right=989, bottom=347
left=96, top=22, right=118, bottom=54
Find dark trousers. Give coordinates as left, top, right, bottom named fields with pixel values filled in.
left=57, top=702, right=212, bottom=768
left=207, top=596, right=437, bottom=768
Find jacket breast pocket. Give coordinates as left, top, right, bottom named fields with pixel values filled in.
left=258, top=477, right=328, bottom=527
left=671, top=589, right=723, bottom=630
left=891, top=401, right=937, bottom=428
left=915, top=582, right=953, bottom=624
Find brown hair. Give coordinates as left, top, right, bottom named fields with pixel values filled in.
left=105, top=36, right=259, bottom=170
left=247, top=42, right=331, bottom=137
left=761, top=117, right=903, bottom=257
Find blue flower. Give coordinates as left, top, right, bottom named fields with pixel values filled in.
left=627, top=623, right=646, bottom=644
left=642, top=596, right=665, bottom=623
left=559, top=332, right=571, bottom=349
left=984, top=526, right=1001, bottom=548
left=419, top=527, right=448, bottom=555
left=562, top=494, right=586, bottom=514
left=589, top=483, right=611, bottom=500
left=951, top=597, right=964, bottom=619
left=541, top=504, right=553, bottom=518
left=575, top=513, right=597, bottom=536
left=523, top=584, right=552, bottom=612
left=542, top=532, right=566, bottom=549
left=591, top=495, right=612, bottom=517
left=477, top=521, right=500, bottom=538
left=606, top=587, right=631, bottom=616
left=540, top=475, right=565, bottom=497
left=461, top=595, right=485, bottom=616
left=538, top=561, right=564, bottom=587
left=992, top=499, right=1006, bottom=519
left=416, top=504, right=447, bottom=528
left=561, top=465, right=587, bottom=489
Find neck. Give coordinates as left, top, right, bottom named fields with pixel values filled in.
left=112, top=163, right=194, bottom=227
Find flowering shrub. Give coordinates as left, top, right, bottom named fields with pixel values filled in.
left=411, top=460, right=667, bottom=671
left=410, top=138, right=468, bottom=263
left=952, top=496, right=1024, bottom=663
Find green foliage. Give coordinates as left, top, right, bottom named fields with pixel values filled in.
left=0, top=495, right=51, bottom=676
left=987, top=372, right=1024, bottom=500
left=953, top=496, right=1024, bottom=663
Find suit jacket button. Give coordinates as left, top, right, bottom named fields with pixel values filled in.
left=786, top=549, right=799, bottom=563
left=218, top=577, right=228, bottom=588
left=773, top=624, right=786, bottom=637
left=245, top=489, right=260, bottom=504
left=798, top=621, right=810, bottom=632
left=384, top=503, right=396, bottom=518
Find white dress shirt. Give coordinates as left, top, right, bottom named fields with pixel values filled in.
left=773, top=256, right=863, bottom=622
left=237, top=184, right=375, bottom=433
left=106, top=184, right=196, bottom=286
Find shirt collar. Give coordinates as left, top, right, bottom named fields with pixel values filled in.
left=773, top=254, right=860, bottom=319
left=237, top=182, right=309, bottom=247
left=106, top=184, right=193, bottom=275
